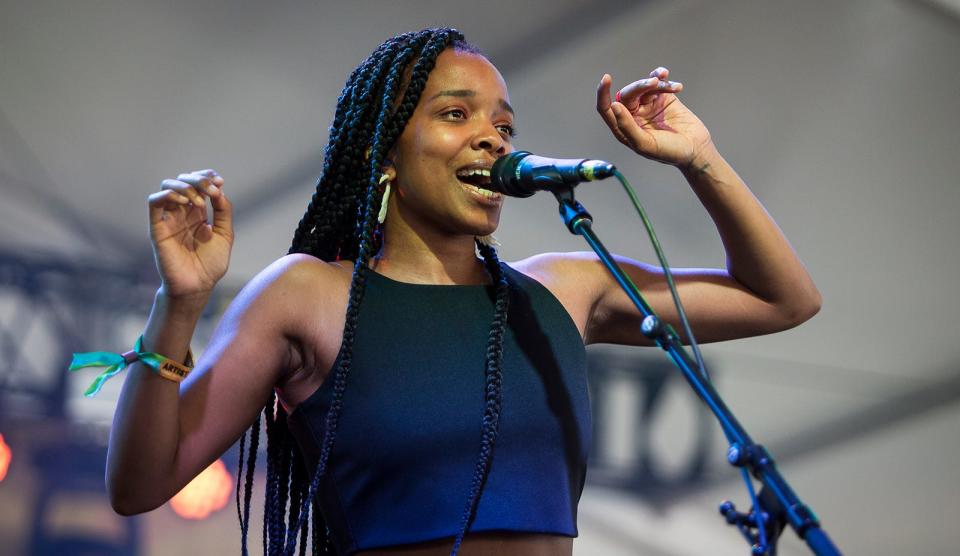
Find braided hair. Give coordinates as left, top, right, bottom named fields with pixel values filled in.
left=235, top=28, right=512, bottom=556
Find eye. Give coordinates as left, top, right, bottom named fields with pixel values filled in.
left=496, top=123, right=517, bottom=138
left=441, top=108, right=467, bottom=120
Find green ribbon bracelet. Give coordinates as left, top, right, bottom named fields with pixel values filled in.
left=68, top=336, right=181, bottom=397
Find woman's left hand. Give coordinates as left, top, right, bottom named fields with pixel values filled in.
left=596, top=67, right=713, bottom=168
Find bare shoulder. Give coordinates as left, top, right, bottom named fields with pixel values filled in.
left=509, top=251, right=607, bottom=291
left=509, top=252, right=607, bottom=340
left=226, top=253, right=351, bottom=330
left=259, top=253, right=352, bottom=291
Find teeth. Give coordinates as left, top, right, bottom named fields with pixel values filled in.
left=456, top=168, right=491, bottom=178
left=461, top=182, right=501, bottom=199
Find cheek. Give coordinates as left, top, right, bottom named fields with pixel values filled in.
left=398, top=127, right=461, bottom=182
left=415, top=129, right=461, bottom=161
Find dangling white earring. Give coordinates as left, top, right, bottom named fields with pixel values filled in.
left=377, top=173, right=392, bottom=224
left=475, top=234, right=501, bottom=247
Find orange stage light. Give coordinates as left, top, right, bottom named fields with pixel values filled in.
left=0, top=434, right=10, bottom=482
left=169, top=458, right=233, bottom=520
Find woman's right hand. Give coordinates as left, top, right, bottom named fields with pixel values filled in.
left=148, top=169, right=233, bottom=300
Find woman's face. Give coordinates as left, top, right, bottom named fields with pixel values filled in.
left=388, top=48, right=515, bottom=238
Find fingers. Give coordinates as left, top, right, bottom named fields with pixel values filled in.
left=161, top=178, right=206, bottom=208
left=610, top=102, right=651, bottom=152
left=159, top=169, right=224, bottom=209
left=152, top=169, right=231, bottom=232
left=186, top=170, right=231, bottom=233
left=617, top=74, right=683, bottom=109
left=596, top=73, right=614, bottom=113
left=174, top=170, right=223, bottom=206
left=596, top=74, right=629, bottom=145
left=209, top=183, right=233, bottom=237
left=148, top=188, right=188, bottom=221
left=598, top=67, right=685, bottom=154
left=150, top=188, right=190, bottom=208
left=196, top=168, right=225, bottom=187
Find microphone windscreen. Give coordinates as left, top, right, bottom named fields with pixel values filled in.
left=490, top=151, right=534, bottom=197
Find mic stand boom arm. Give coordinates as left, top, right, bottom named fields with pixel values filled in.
left=551, top=185, right=841, bottom=556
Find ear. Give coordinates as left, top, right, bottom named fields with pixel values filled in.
left=381, top=149, right=398, bottom=183
left=381, top=159, right=397, bottom=183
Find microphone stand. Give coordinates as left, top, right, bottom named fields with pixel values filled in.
left=550, top=185, right=841, bottom=556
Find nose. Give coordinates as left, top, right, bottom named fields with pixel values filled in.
left=471, top=122, right=508, bottom=156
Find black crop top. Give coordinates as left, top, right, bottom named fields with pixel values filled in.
left=287, top=264, right=591, bottom=555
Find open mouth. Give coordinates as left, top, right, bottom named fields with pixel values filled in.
left=455, top=165, right=501, bottom=202
left=455, top=167, right=493, bottom=190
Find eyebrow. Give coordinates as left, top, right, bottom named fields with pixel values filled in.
left=428, top=89, right=515, bottom=115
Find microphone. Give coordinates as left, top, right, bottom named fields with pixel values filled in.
left=489, top=151, right=616, bottom=198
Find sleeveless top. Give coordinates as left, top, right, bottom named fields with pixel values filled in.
left=287, top=264, right=591, bottom=555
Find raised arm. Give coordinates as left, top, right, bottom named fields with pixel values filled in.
left=558, top=68, right=821, bottom=346
left=107, top=170, right=306, bottom=514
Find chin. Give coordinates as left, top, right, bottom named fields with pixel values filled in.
left=472, top=224, right=499, bottom=238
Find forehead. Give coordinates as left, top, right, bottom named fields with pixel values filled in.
left=422, top=49, right=510, bottom=102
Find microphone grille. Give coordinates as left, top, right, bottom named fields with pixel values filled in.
left=491, top=151, right=534, bottom=197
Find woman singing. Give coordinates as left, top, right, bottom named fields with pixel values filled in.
left=103, top=27, right=820, bottom=556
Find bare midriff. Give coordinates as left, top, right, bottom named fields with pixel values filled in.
left=355, top=531, right=573, bottom=556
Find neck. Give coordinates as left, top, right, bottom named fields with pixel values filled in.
left=373, top=221, right=489, bottom=285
